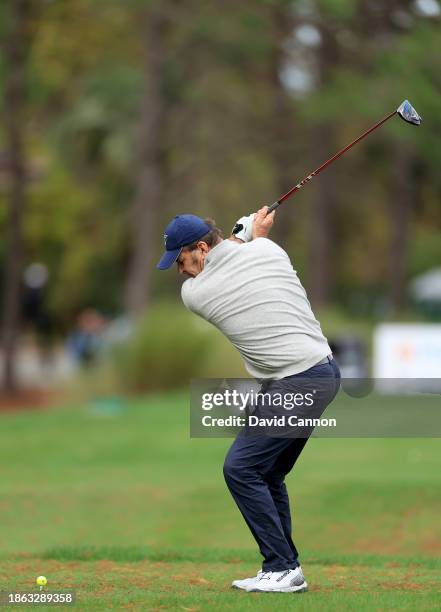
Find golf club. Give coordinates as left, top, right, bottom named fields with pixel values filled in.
left=233, top=99, right=421, bottom=233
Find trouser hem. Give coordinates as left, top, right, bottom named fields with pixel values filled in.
left=262, top=561, right=300, bottom=572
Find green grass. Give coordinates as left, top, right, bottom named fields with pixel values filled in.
left=1, top=391, right=441, bottom=609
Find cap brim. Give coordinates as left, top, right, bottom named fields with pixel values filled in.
left=156, top=247, right=182, bottom=270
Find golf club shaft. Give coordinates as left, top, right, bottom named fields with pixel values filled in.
left=266, top=109, right=397, bottom=214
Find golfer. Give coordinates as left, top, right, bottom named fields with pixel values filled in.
left=157, top=207, right=340, bottom=593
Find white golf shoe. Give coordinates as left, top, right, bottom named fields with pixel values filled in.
left=231, top=569, right=264, bottom=590
left=247, top=566, right=308, bottom=593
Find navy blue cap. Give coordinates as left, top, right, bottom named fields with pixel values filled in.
left=156, top=214, right=211, bottom=270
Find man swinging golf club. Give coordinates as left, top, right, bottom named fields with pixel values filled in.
left=156, top=99, right=421, bottom=593
left=157, top=207, right=341, bottom=593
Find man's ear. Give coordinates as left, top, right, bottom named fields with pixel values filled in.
left=197, top=241, right=210, bottom=254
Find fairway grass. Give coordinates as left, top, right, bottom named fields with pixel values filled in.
left=1, top=548, right=440, bottom=610
left=1, top=391, right=441, bottom=609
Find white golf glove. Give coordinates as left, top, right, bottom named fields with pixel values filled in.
left=232, top=213, right=255, bottom=242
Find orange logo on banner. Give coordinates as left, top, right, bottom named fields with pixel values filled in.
left=396, top=344, right=414, bottom=361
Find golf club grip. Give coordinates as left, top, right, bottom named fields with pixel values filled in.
left=267, top=201, right=281, bottom=214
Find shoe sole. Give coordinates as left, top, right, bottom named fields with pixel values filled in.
left=231, top=584, right=249, bottom=590
left=248, top=582, right=308, bottom=593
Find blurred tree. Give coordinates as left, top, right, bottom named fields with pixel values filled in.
left=388, top=143, right=417, bottom=312
left=308, top=7, right=342, bottom=307
left=299, top=0, right=439, bottom=312
left=0, top=0, right=37, bottom=391
left=1, top=0, right=439, bottom=371
left=354, top=0, right=422, bottom=313
left=28, top=0, right=140, bottom=322
left=266, top=1, right=299, bottom=247
left=125, top=1, right=175, bottom=316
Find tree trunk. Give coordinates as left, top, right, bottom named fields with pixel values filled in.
left=125, top=8, right=169, bottom=317
left=308, top=123, right=337, bottom=306
left=389, top=144, right=414, bottom=314
left=307, top=26, right=339, bottom=307
left=267, top=3, right=297, bottom=247
left=1, top=0, right=33, bottom=392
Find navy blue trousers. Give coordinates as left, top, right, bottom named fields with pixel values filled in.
left=223, top=358, right=340, bottom=571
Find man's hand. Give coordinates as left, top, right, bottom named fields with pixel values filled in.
left=252, top=206, right=275, bottom=239
left=229, top=207, right=275, bottom=242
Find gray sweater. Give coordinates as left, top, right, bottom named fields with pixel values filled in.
left=181, top=238, right=331, bottom=380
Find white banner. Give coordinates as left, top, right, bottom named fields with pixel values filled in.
left=373, top=323, right=441, bottom=379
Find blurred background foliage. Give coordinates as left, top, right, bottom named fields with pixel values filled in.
left=0, top=0, right=440, bottom=392
left=109, top=303, right=247, bottom=393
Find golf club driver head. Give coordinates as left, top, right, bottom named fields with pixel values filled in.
left=397, top=100, right=422, bottom=126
